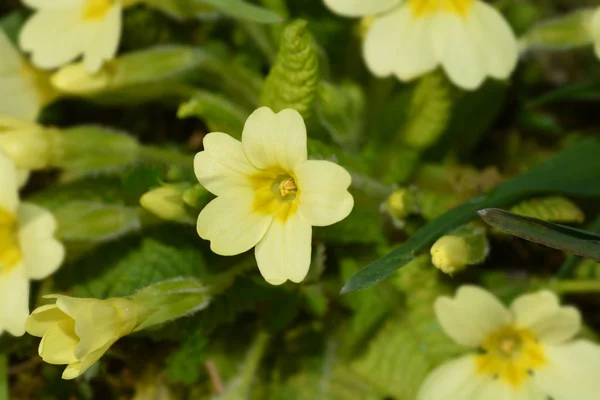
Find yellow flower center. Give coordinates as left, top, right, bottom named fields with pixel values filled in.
left=250, top=170, right=299, bottom=222
left=475, top=326, right=547, bottom=388
left=82, top=0, right=114, bottom=21
left=0, top=208, right=22, bottom=272
left=409, top=0, right=474, bottom=18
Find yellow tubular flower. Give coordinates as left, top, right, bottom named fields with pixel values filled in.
left=0, top=152, right=64, bottom=336
left=323, top=0, right=518, bottom=90
left=26, top=295, right=143, bottom=379
left=19, top=0, right=123, bottom=73
left=418, top=286, right=600, bottom=400
left=0, top=116, right=57, bottom=170
left=194, top=107, right=354, bottom=285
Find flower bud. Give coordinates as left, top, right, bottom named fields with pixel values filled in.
left=430, top=225, right=489, bottom=275
left=431, top=236, right=470, bottom=274
left=25, top=295, right=147, bottom=380
left=140, top=184, right=194, bottom=223
left=51, top=63, right=112, bottom=95
left=0, top=117, right=60, bottom=169
left=385, top=188, right=417, bottom=220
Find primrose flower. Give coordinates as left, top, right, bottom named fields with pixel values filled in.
left=26, top=295, right=144, bottom=379
left=0, top=152, right=64, bottom=336
left=19, top=0, right=123, bottom=73
left=194, top=107, right=354, bottom=285
left=0, top=29, right=54, bottom=120
left=418, top=286, right=600, bottom=400
left=324, top=0, right=519, bottom=90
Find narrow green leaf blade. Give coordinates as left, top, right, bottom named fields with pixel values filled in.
left=198, top=0, right=283, bottom=23
left=477, top=208, right=600, bottom=261
left=341, top=138, right=600, bottom=293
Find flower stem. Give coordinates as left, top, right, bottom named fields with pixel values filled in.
left=138, top=145, right=194, bottom=168
left=555, top=280, right=600, bottom=294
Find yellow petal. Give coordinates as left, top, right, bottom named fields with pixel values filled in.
left=17, top=203, right=65, bottom=280
left=434, top=285, right=511, bottom=347
left=73, top=302, right=120, bottom=358
left=323, top=0, right=400, bottom=17
left=364, top=6, right=437, bottom=80
left=294, top=160, right=353, bottom=227
left=23, top=0, right=83, bottom=9
left=19, top=8, right=86, bottom=70
left=0, top=264, right=29, bottom=336
left=510, top=291, right=581, bottom=345
left=432, top=13, right=485, bottom=90
left=468, top=2, right=518, bottom=80
left=417, top=355, right=480, bottom=400
left=255, top=213, right=312, bottom=285
left=241, top=107, right=307, bottom=171
left=39, top=318, right=79, bottom=364
left=49, top=294, right=97, bottom=319
left=0, top=152, right=19, bottom=213
left=197, top=194, right=273, bottom=256
left=194, top=132, right=260, bottom=197
left=26, top=304, right=69, bottom=337
left=62, top=341, right=112, bottom=379
left=82, top=2, right=122, bottom=73
left=534, top=340, right=600, bottom=400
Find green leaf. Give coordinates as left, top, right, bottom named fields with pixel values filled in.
left=315, top=81, right=365, bottom=149
left=166, top=330, right=208, bottom=384
left=260, top=19, right=319, bottom=120
left=477, top=208, right=600, bottom=261
left=63, top=227, right=207, bottom=298
left=342, top=138, right=600, bottom=293
left=509, top=196, right=584, bottom=223
left=177, top=91, right=249, bottom=138
left=198, top=0, right=283, bottom=23
left=400, top=72, right=452, bottom=150
left=521, top=9, right=594, bottom=51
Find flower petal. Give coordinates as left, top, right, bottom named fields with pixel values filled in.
left=25, top=304, right=69, bottom=337
left=19, top=8, right=86, bottom=70
left=197, top=194, right=273, bottom=256
left=468, top=2, right=518, bottom=80
left=73, top=302, right=119, bottom=358
left=194, top=132, right=260, bottom=197
left=0, top=29, right=22, bottom=74
left=0, top=75, right=41, bottom=121
left=49, top=294, right=97, bottom=319
left=417, top=355, right=482, bottom=400
left=62, top=341, right=112, bottom=380
left=18, top=203, right=65, bottom=280
left=294, top=160, right=353, bottom=226
left=255, top=213, right=312, bottom=285
left=241, top=107, right=307, bottom=171
left=23, top=0, right=83, bottom=9
left=323, top=0, right=400, bottom=17
left=38, top=318, right=79, bottom=364
left=0, top=265, right=29, bottom=336
left=432, top=13, right=485, bottom=90
left=533, top=340, right=600, bottom=400
left=434, top=285, right=511, bottom=347
left=82, top=2, right=121, bottom=73
left=363, top=7, right=437, bottom=80
left=510, top=290, right=581, bottom=345
left=0, top=151, right=19, bottom=213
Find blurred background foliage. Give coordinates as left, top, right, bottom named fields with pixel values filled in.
left=2, top=0, right=600, bottom=398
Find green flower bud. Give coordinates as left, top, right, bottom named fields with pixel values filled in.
left=140, top=184, right=195, bottom=223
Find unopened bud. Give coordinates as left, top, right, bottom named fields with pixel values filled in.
left=0, top=117, right=59, bottom=169
left=51, top=62, right=112, bottom=95
left=431, top=225, right=489, bottom=275
left=140, top=184, right=195, bottom=223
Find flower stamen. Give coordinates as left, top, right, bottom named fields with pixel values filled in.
left=279, top=176, right=297, bottom=200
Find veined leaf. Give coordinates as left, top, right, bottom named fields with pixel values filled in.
left=477, top=208, right=600, bottom=261
left=198, top=0, right=283, bottom=23
left=342, top=138, right=600, bottom=293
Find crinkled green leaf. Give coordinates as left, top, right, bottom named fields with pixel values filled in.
left=510, top=196, right=584, bottom=223
left=260, top=19, right=319, bottom=120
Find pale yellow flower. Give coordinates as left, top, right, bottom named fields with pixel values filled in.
left=26, top=295, right=143, bottom=379
left=418, top=286, right=600, bottom=400
left=0, top=151, right=64, bottom=336
left=324, top=0, right=519, bottom=90
left=0, top=29, right=52, bottom=121
left=194, top=107, right=354, bottom=285
left=0, top=116, right=57, bottom=170
left=19, top=0, right=123, bottom=73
